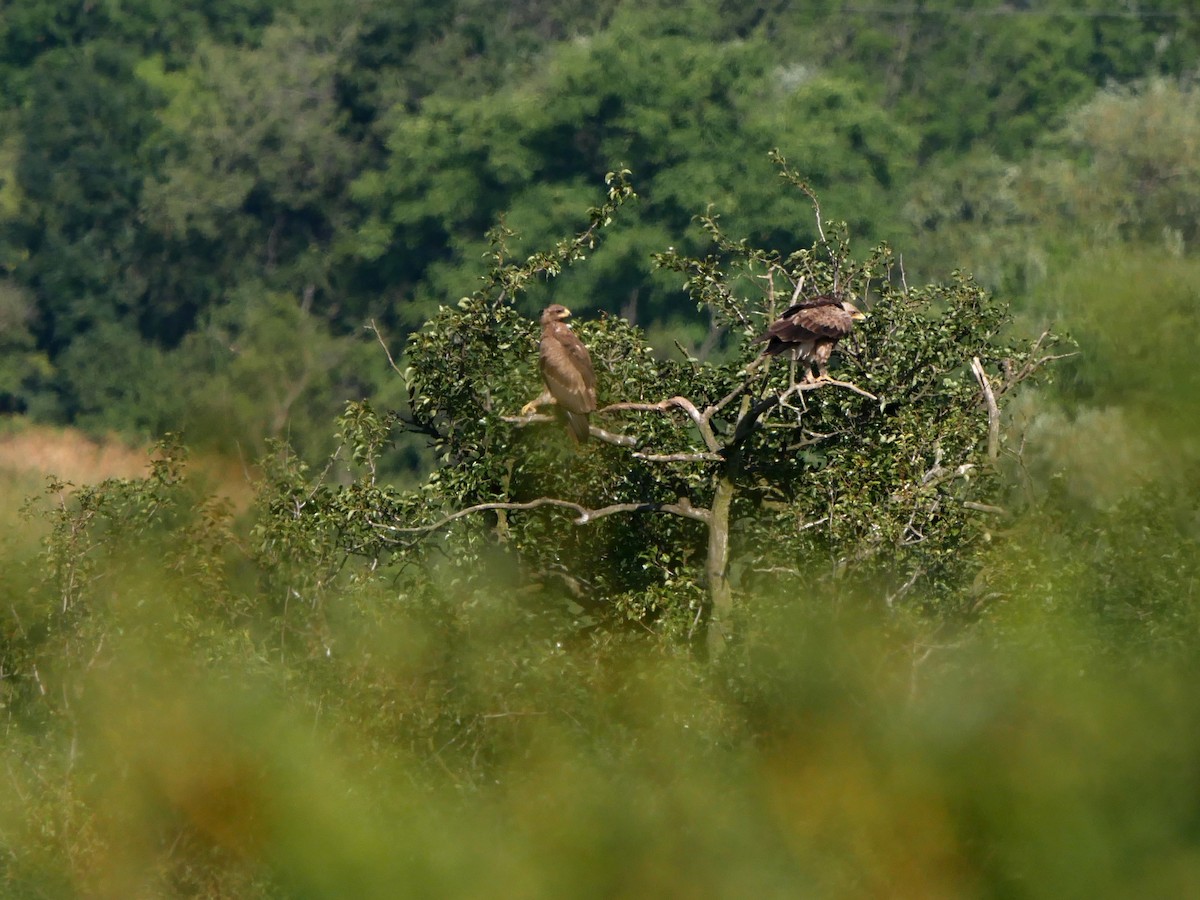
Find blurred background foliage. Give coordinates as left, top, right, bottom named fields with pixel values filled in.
left=4, top=0, right=1198, bottom=457
left=3, top=0, right=1200, bottom=895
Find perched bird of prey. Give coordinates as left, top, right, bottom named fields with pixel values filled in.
left=521, top=304, right=597, bottom=442
left=754, top=295, right=866, bottom=383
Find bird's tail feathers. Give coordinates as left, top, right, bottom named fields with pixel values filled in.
left=566, top=411, right=591, bottom=443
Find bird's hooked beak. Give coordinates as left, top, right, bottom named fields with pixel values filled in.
left=845, top=302, right=867, bottom=321
left=560, top=306, right=572, bottom=319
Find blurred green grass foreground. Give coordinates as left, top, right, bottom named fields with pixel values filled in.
left=2, top=397, right=1200, bottom=899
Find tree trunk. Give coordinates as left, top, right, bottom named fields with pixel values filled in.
left=705, top=475, right=735, bottom=655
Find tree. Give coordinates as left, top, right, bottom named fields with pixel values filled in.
left=899, top=76, right=1200, bottom=296
left=758, top=0, right=1200, bottom=160
left=171, top=286, right=396, bottom=459
left=1050, top=78, right=1200, bottom=250
left=265, top=165, right=1061, bottom=651
left=12, top=41, right=160, bottom=352
left=138, top=19, right=360, bottom=333
left=0, top=280, right=52, bottom=414
left=347, top=16, right=916, bottom=339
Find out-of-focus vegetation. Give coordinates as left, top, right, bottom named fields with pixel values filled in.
left=3, top=435, right=1200, bottom=895
left=4, top=1, right=1200, bottom=895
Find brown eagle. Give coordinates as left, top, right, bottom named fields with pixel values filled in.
left=754, top=295, right=866, bottom=382
left=521, top=304, right=597, bottom=442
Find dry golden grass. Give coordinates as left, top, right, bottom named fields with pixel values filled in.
left=0, top=424, right=153, bottom=484
left=0, top=423, right=255, bottom=511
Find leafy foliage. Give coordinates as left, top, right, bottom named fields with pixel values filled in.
left=902, top=75, right=1200, bottom=293
left=346, top=20, right=917, bottom=334
left=254, top=169, right=1062, bottom=649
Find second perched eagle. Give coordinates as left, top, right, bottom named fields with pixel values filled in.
left=754, top=295, right=866, bottom=382
left=521, top=303, right=597, bottom=442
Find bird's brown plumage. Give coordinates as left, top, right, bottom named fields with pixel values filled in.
left=533, top=304, right=596, bottom=442
left=754, top=296, right=865, bottom=380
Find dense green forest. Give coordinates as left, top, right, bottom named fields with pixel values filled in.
left=3, top=0, right=1198, bottom=458
left=3, top=1, right=1200, bottom=896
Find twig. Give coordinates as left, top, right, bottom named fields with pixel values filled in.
left=788, top=275, right=806, bottom=306
left=778, top=376, right=878, bottom=404
left=784, top=429, right=844, bottom=452
left=999, top=330, right=1078, bottom=393
left=589, top=426, right=639, bottom=447
left=480, top=711, right=548, bottom=720
left=701, top=381, right=751, bottom=425
left=367, top=319, right=403, bottom=377
left=885, top=566, right=924, bottom=608
left=674, top=340, right=698, bottom=367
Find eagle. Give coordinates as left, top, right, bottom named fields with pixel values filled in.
left=754, top=295, right=866, bottom=383
left=521, top=304, right=597, bottom=442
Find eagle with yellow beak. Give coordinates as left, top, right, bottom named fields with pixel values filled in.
left=521, top=304, right=597, bottom=442
left=754, top=295, right=866, bottom=382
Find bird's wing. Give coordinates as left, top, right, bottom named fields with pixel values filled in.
left=541, top=325, right=597, bottom=413
left=771, top=301, right=854, bottom=342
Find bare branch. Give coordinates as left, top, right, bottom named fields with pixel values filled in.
left=732, top=395, right=781, bottom=444
left=589, top=426, right=639, bottom=447
left=367, top=320, right=403, bottom=378
left=503, top=412, right=553, bottom=426
left=963, top=501, right=1007, bottom=515
left=777, top=376, right=879, bottom=405
left=633, top=451, right=723, bottom=463
left=885, top=566, right=923, bottom=608
left=674, top=340, right=698, bottom=368
left=480, top=711, right=547, bottom=720
left=998, top=330, right=1079, bottom=394
left=377, top=494, right=710, bottom=539
left=576, top=498, right=711, bottom=524
left=701, top=381, right=751, bottom=425
left=784, top=429, right=846, bottom=452
left=501, top=413, right=638, bottom=447
left=970, top=356, right=1000, bottom=464
left=788, top=275, right=806, bottom=306
left=601, top=396, right=720, bottom=453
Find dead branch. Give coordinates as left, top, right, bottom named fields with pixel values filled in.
left=970, top=356, right=1000, bottom=464
left=376, top=495, right=710, bottom=541
left=885, top=566, right=924, bottom=608
left=777, top=376, right=879, bottom=405
left=784, top=429, right=846, bottom=452
left=999, top=330, right=1078, bottom=394
left=589, top=426, right=639, bottom=447
left=787, top=275, right=806, bottom=306
left=501, top=413, right=638, bottom=447
left=601, top=396, right=720, bottom=452
left=963, top=501, right=1007, bottom=515
left=701, top=381, right=751, bottom=425
left=633, top=451, right=723, bottom=463
left=367, top=320, right=403, bottom=378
